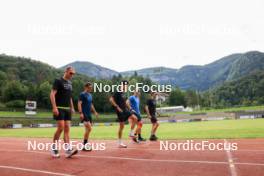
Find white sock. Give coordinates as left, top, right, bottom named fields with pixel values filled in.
left=130, top=130, right=134, bottom=136
left=118, top=139, right=122, bottom=144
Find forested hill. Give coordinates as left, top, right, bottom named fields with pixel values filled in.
left=0, top=54, right=93, bottom=109
left=207, top=70, right=264, bottom=107
left=121, top=51, right=264, bottom=90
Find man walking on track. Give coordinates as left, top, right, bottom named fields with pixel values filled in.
left=127, top=90, right=146, bottom=141
left=50, top=66, right=78, bottom=158
left=145, top=91, right=159, bottom=141
left=78, top=82, right=99, bottom=151
left=109, top=80, right=139, bottom=148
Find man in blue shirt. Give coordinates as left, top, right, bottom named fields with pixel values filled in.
left=78, top=82, right=99, bottom=151
left=127, top=90, right=146, bottom=141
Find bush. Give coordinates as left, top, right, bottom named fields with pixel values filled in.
left=6, top=100, right=25, bottom=108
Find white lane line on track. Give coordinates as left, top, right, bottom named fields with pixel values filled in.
left=0, top=165, right=75, bottom=176
left=1, top=149, right=264, bottom=167
left=1, top=142, right=264, bottom=152
left=224, top=139, right=238, bottom=176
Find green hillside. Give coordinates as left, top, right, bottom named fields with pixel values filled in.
left=207, top=70, right=264, bottom=107
left=122, top=51, right=264, bottom=90
left=0, top=54, right=93, bottom=109
left=61, top=61, right=119, bottom=79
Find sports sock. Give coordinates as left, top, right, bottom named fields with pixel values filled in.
left=138, top=134, right=142, bottom=138
left=83, top=139, right=88, bottom=145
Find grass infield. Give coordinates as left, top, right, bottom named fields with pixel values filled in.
left=0, top=119, right=263, bottom=139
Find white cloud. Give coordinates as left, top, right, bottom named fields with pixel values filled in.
left=0, top=0, right=263, bottom=71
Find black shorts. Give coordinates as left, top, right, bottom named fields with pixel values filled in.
left=132, top=112, right=142, bottom=122
left=81, top=114, right=92, bottom=123
left=150, top=115, right=158, bottom=124
left=116, top=109, right=132, bottom=123
left=53, top=109, right=72, bottom=121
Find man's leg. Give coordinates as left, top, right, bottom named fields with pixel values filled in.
left=150, top=123, right=157, bottom=141
left=136, top=121, right=142, bottom=135
left=64, top=120, right=78, bottom=157
left=153, top=122, right=159, bottom=135
left=51, top=120, right=64, bottom=157
left=83, top=121, right=92, bottom=151
left=63, top=120, right=71, bottom=144
left=118, top=122, right=127, bottom=148
left=128, top=114, right=140, bottom=143
left=150, top=122, right=159, bottom=141
left=118, top=122, right=125, bottom=140
left=84, top=121, right=92, bottom=142
left=53, top=120, right=64, bottom=143
left=151, top=123, right=155, bottom=136
left=136, top=121, right=146, bottom=141
left=128, top=114, right=137, bottom=137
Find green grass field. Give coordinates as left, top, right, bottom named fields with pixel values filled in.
left=0, top=111, right=117, bottom=119
left=1, top=105, right=263, bottom=118
left=174, top=105, right=264, bottom=115
left=0, top=119, right=263, bottom=139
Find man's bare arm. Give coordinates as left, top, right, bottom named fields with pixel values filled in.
left=91, top=104, right=99, bottom=118
left=50, top=89, right=59, bottom=116
left=145, top=105, right=151, bottom=119
left=109, top=96, right=122, bottom=112
left=78, top=100, right=82, bottom=113
left=126, top=99, right=131, bottom=110
left=70, top=98, right=75, bottom=113
left=78, top=100, right=84, bottom=120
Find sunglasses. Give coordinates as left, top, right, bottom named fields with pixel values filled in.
left=69, top=72, right=75, bottom=75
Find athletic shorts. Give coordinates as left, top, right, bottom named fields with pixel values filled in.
left=116, top=109, right=132, bottom=123
left=132, top=112, right=142, bottom=122
left=150, top=115, right=158, bottom=124
left=81, top=114, right=92, bottom=123
left=53, top=108, right=72, bottom=121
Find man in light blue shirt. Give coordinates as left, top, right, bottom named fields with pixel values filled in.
left=127, top=90, right=146, bottom=141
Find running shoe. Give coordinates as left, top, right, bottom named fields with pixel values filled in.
left=118, top=143, right=128, bottom=148
left=82, top=144, right=92, bottom=151
left=138, top=136, right=146, bottom=142
left=129, top=132, right=135, bottom=138
left=51, top=149, right=60, bottom=158
left=149, top=135, right=158, bottom=141
left=65, top=149, right=78, bottom=158
left=132, top=136, right=140, bottom=143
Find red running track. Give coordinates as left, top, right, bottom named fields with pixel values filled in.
left=0, top=138, right=263, bottom=176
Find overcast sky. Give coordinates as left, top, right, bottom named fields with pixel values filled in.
left=0, top=0, right=263, bottom=72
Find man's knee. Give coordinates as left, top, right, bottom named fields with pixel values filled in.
left=119, top=123, right=125, bottom=130
left=57, top=126, right=64, bottom=133
left=64, top=123, right=70, bottom=133
left=130, top=114, right=137, bottom=122
left=85, top=124, right=92, bottom=132
left=56, top=121, right=65, bottom=132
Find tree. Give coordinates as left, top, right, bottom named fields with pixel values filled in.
left=185, top=90, right=198, bottom=107
left=168, top=88, right=186, bottom=107
left=37, top=81, right=52, bottom=108
left=0, top=71, right=7, bottom=100
left=3, top=81, right=28, bottom=102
